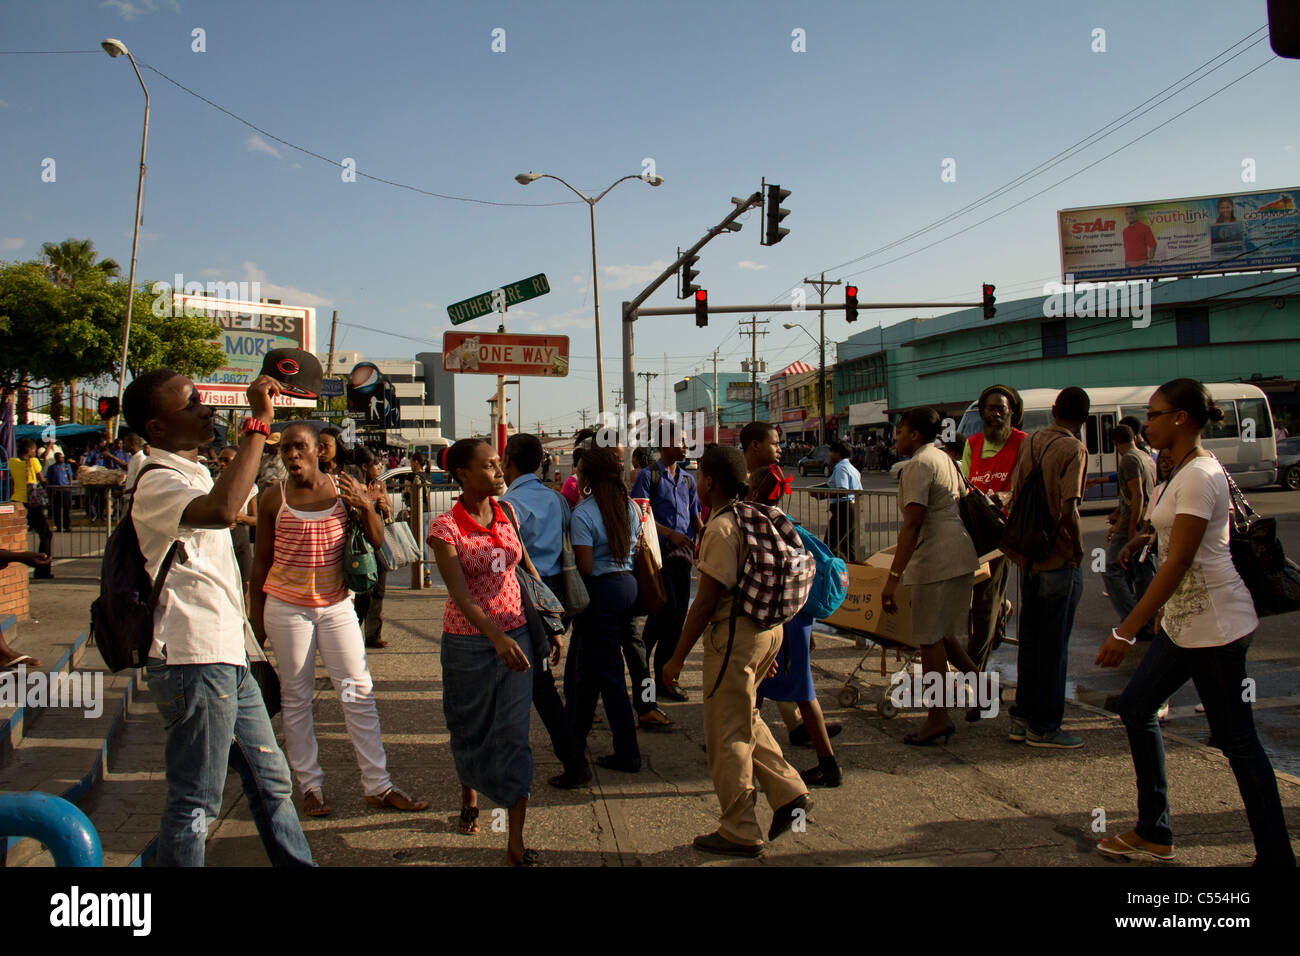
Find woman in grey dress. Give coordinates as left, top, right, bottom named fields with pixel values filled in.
left=882, top=407, right=983, bottom=746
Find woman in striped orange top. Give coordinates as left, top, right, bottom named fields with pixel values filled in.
left=250, top=422, right=427, bottom=818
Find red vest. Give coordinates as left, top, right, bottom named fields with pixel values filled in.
left=969, top=429, right=1027, bottom=495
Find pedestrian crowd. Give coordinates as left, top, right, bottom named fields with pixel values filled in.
left=34, top=367, right=1290, bottom=869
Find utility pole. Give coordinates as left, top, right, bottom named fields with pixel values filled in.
left=613, top=386, right=623, bottom=408
left=712, top=348, right=719, bottom=443
left=638, top=372, right=659, bottom=421
left=739, top=315, right=769, bottom=422
left=579, top=408, right=590, bottom=430
left=803, top=273, right=840, bottom=447
left=325, top=309, right=339, bottom=377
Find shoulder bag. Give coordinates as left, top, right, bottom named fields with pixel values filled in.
left=1219, top=463, right=1300, bottom=617
left=549, top=488, right=590, bottom=617
left=633, top=499, right=667, bottom=616
left=950, top=454, right=1006, bottom=557
left=501, top=500, right=566, bottom=637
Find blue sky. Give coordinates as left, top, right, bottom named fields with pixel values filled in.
left=2, top=0, right=1296, bottom=436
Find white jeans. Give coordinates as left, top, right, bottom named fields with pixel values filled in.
left=265, top=595, right=392, bottom=798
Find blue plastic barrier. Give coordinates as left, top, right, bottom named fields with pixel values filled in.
left=0, top=792, right=103, bottom=867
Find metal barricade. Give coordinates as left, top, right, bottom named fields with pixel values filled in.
left=403, top=476, right=458, bottom=589
left=784, top=487, right=900, bottom=562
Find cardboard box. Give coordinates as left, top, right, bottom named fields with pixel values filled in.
left=822, top=547, right=996, bottom=648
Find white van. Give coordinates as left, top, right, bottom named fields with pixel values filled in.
left=957, top=383, right=1277, bottom=500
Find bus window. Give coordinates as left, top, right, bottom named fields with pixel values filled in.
left=1086, top=416, right=1099, bottom=454
left=1203, top=400, right=1239, bottom=440
left=1101, top=414, right=1115, bottom=454
left=1237, top=398, right=1273, bottom=439
left=1021, top=409, right=1053, bottom=434
left=958, top=408, right=982, bottom=438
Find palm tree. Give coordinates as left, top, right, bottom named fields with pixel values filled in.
left=41, top=238, right=121, bottom=289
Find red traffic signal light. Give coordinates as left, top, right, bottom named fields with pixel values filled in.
left=845, top=285, right=859, bottom=323
left=695, top=288, right=708, bottom=328
left=98, top=396, right=119, bottom=419
left=981, top=283, right=996, bottom=319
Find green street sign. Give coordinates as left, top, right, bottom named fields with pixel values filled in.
left=447, top=273, right=551, bottom=325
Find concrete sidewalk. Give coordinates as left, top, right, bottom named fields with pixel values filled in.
left=201, top=588, right=1300, bottom=867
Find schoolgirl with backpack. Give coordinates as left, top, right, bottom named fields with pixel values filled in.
left=661, top=447, right=810, bottom=858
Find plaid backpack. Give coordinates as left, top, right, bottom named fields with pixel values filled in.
left=707, top=500, right=815, bottom=697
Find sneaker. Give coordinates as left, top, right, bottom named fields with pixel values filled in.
left=1096, top=831, right=1175, bottom=863
left=1026, top=729, right=1084, bottom=749
left=693, top=831, right=762, bottom=858
left=1007, top=717, right=1027, bottom=742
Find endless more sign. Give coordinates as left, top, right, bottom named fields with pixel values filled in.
left=442, top=331, right=569, bottom=377
left=446, top=273, right=551, bottom=325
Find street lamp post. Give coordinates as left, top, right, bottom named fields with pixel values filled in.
left=102, top=38, right=149, bottom=442
left=515, top=171, right=663, bottom=417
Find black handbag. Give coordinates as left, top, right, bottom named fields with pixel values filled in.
left=951, top=456, right=1007, bottom=557
left=1221, top=466, right=1300, bottom=617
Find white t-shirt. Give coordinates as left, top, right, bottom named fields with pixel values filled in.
left=124, top=449, right=147, bottom=492
left=1148, top=456, right=1257, bottom=648
left=131, top=449, right=251, bottom=666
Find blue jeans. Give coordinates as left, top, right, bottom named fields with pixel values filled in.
left=1009, top=565, right=1083, bottom=735
left=569, top=572, right=641, bottom=763
left=146, top=660, right=314, bottom=867
left=1117, top=631, right=1295, bottom=865
left=1102, top=530, right=1156, bottom=623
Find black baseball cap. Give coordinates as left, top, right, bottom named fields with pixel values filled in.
left=260, top=349, right=322, bottom=400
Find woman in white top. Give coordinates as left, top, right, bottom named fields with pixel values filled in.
left=1096, top=379, right=1294, bottom=867
left=882, top=407, right=982, bottom=747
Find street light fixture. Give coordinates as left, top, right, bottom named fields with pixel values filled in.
left=515, top=170, right=664, bottom=416
left=102, top=37, right=149, bottom=443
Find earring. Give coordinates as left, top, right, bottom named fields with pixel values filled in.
left=582, top=485, right=592, bottom=497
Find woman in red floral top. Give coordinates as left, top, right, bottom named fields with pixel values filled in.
left=428, top=438, right=548, bottom=866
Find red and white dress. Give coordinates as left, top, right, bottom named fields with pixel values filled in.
left=427, top=498, right=526, bottom=635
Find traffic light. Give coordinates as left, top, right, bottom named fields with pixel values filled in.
left=845, top=285, right=859, bottom=323
left=694, top=289, right=708, bottom=328
left=764, top=184, right=791, bottom=245
left=679, top=253, right=700, bottom=299
left=97, top=396, right=119, bottom=419
left=982, top=283, right=996, bottom=320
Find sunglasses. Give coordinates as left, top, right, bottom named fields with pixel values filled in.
left=1145, top=408, right=1178, bottom=421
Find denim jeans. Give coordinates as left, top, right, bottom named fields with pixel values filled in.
left=1117, top=631, right=1295, bottom=865
left=569, top=572, right=641, bottom=763
left=145, top=660, right=314, bottom=867
left=1009, top=565, right=1083, bottom=735
left=1102, top=529, right=1156, bottom=624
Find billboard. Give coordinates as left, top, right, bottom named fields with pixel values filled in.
left=1058, top=188, right=1300, bottom=283
left=174, top=294, right=317, bottom=408
left=726, top=382, right=756, bottom=403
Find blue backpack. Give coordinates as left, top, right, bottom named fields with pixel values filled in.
left=795, top=525, right=848, bottom=619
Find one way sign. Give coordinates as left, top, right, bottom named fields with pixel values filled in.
left=442, top=331, right=570, bottom=377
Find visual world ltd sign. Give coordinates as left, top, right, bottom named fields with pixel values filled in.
left=173, top=294, right=317, bottom=408
left=446, top=274, right=551, bottom=325
left=442, top=332, right=570, bottom=377
left=1058, top=187, right=1300, bottom=283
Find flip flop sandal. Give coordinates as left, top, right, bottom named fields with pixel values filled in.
left=638, top=708, right=673, bottom=731
left=304, top=790, right=332, bottom=817
left=366, top=786, right=429, bottom=812
left=458, top=806, right=480, bottom=835
left=1096, top=833, right=1175, bottom=863
left=0, top=655, right=39, bottom=672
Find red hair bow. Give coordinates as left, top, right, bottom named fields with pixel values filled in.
left=768, top=464, right=793, bottom=501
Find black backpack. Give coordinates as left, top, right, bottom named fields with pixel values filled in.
left=1001, top=434, right=1070, bottom=564
left=89, top=464, right=186, bottom=672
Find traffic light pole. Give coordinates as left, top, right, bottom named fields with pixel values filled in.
left=633, top=300, right=981, bottom=317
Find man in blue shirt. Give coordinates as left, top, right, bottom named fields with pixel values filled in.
left=826, top=440, right=862, bottom=560
left=502, top=433, right=590, bottom=789
left=82, top=438, right=108, bottom=522
left=630, top=423, right=702, bottom=703
left=45, top=452, right=74, bottom=532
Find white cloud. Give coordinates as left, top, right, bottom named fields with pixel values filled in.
left=600, top=260, right=670, bottom=291
left=246, top=134, right=283, bottom=160
left=239, top=261, right=332, bottom=307
left=1, top=238, right=24, bottom=251
left=737, top=260, right=768, bottom=271
left=101, top=0, right=179, bottom=21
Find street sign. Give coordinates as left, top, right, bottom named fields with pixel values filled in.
left=442, top=331, right=570, bottom=377
left=321, top=377, right=345, bottom=397
left=447, top=273, right=551, bottom=325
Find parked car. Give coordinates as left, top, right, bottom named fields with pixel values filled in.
left=1277, top=437, right=1300, bottom=490
left=797, top=445, right=832, bottom=477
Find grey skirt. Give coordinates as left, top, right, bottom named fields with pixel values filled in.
left=910, top=574, right=975, bottom=646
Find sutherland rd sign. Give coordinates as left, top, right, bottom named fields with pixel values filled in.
left=447, top=273, right=551, bottom=325
left=443, top=331, right=569, bottom=377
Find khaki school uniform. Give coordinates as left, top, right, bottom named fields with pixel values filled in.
left=696, top=509, right=808, bottom=846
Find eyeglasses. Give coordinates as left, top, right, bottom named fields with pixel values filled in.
left=1145, top=409, right=1178, bottom=421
